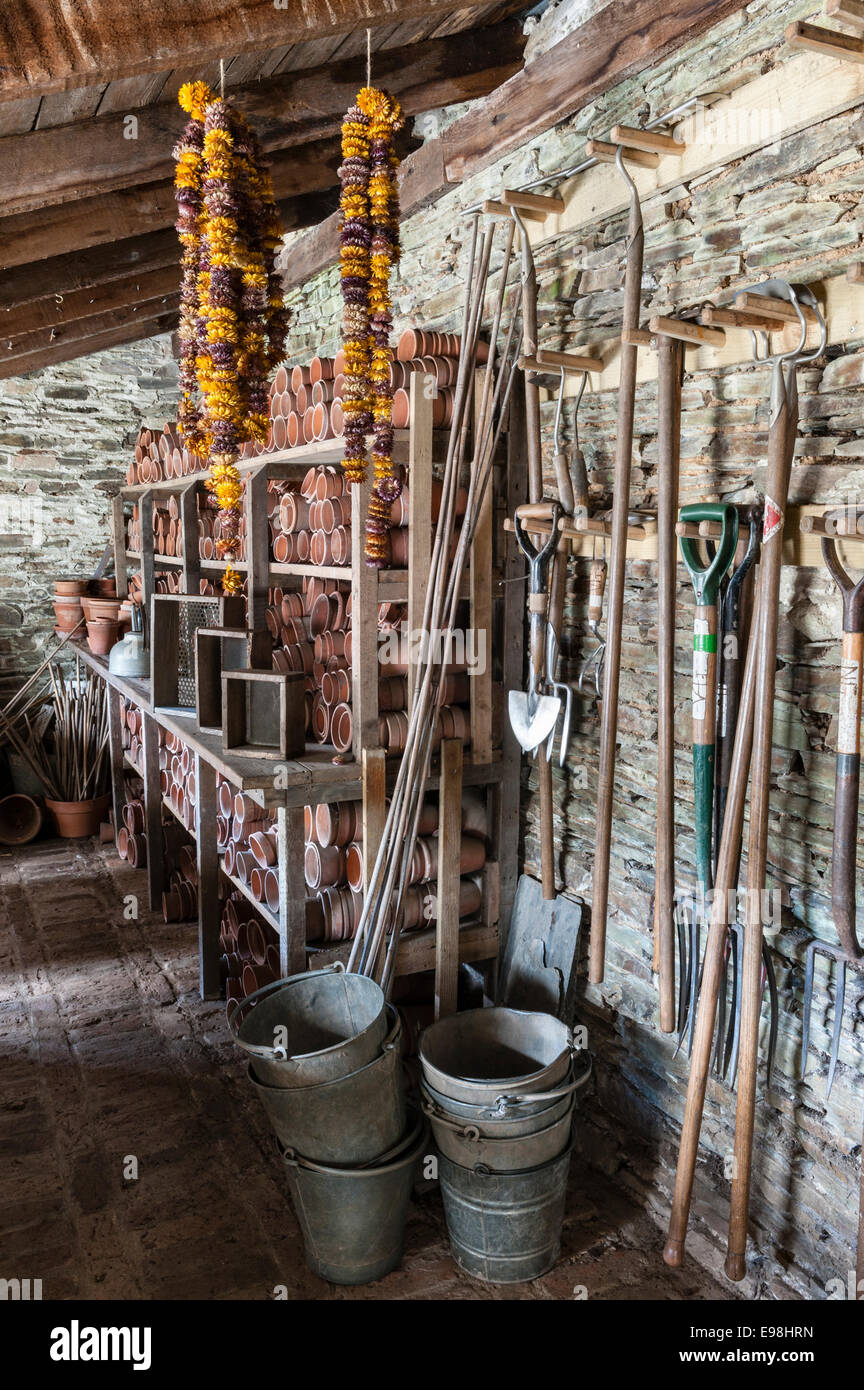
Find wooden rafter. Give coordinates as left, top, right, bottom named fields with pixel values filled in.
left=0, top=20, right=523, bottom=217
left=1, top=294, right=180, bottom=363
left=0, top=141, right=343, bottom=270
left=280, top=0, right=749, bottom=290
left=0, top=312, right=177, bottom=380
left=0, top=1, right=503, bottom=101
left=0, top=265, right=178, bottom=341
left=0, top=187, right=337, bottom=313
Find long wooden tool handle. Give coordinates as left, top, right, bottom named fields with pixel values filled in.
left=831, top=628, right=864, bottom=963
left=664, top=574, right=763, bottom=1267
left=538, top=549, right=568, bottom=899
left=655, top=334, right=684, bottom=1030
left=726, top=382, right=794, bottom=1282
left=588, top=557, right=607, bottom=628
left=590, top=192, right=644, bottom=984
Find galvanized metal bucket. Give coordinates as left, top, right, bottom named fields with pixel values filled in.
left=422, top=1056, right=591, bottom=1168
left=419, top=1006, right=574, bottom=1106
left=420, top=1054, right=591, bottom=1134
left=228, top=964, right=387, bottom=1089
left=248, top=1006, right=406, bottom=1164
left=438, top=1144, right=573, bottom=1284
left=428, top=1094, right=575, bottom=1171
left=281, top=1112, right=429, bottom=1285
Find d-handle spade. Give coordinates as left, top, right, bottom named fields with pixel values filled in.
left=508, top=504, right=562, bottom=753
left=678, top=502, right=739, bottom=1054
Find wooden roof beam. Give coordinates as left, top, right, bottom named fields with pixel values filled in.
left=0, top=19, right=524, bottom=215
left=0, top=1, right=498, bottom=102
left=0, top=313, right=177, bottom=380
left=0, top=189, right=336, bottom=310
left=0, top=294, right=180, bottom=364
left=0, top=265, right=179, bottom=340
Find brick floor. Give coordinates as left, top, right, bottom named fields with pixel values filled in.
left=0, top=836, right=736, bottom=1301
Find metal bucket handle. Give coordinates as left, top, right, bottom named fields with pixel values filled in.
left=491, top=1053, right=592, bottom=1115
left=420, top=1098, right=481, bottom=1141
left=227, top=962, right=346, bottom=1060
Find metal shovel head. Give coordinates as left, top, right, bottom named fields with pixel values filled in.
left=508, top=690, right=561, bottom=752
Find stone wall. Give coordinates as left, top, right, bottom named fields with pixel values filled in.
left=0, top=336, right=178, bottom=697
left=280, top=0, right=862, bottom=1298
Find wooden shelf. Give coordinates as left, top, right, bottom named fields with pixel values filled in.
left=100, top=373, right=516, bottom=1003
left=309, top=919, right=499, bottom=976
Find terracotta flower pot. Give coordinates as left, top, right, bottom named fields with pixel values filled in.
left=87, top=619, right=119, bottom=656
left=45, top=793, right=111, bottom=839
left=54, top=578, right=87, bottom=596
left=0, top=794, right=43, bottom=845
left=310, top=355, right=334, bottom=383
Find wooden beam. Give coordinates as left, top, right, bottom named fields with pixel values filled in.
left=0, top=146, right=342, bottom=269
left=281, top=0, right=749, bottom=290
left=0, top=1, right=497, bottom=101
left=0, top=20, right=524, bottom=215
left=0, top=229, right=179, bottom=310
left=0, top=311, right=177, bottom=380
left=0, top=188, right=335, bottom=319
left=825, top=0, right=864, bottom=31
left=0, top=265, right=178, bottom=339
left=1, top=294, right=179, bottom=363
left=786, top=19, right=864, bottom=62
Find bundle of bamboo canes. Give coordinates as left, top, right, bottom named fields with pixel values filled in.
left=4, top=656, right=110, bottom=803
left=347, top=214, right=518, bottom=993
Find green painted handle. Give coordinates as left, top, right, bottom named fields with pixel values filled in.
left=678, top=502, right=739, bottom=606
left=693, top=741, right=714, bottom=892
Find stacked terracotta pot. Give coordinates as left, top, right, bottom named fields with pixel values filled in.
left=220, top=781, right=487, bottom=957
left=220, top=892, right=284, bottom=1008
left=126, top=423, right=201, bottom=485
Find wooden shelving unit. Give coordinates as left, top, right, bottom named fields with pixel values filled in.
left=87, top=369, right=523, bottom=1002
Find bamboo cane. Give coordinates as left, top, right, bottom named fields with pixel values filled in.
left=348, top=220, right=496, bottom=977
left=590, top=148, right=645, bottom=983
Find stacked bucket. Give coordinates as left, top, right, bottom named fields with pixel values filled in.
left=230, top=966, right=427, bottom=1285
left=420, top=1007, right=591, bottom=1283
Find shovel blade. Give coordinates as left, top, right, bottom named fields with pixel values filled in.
left=508, top=690, right=561, bottom=752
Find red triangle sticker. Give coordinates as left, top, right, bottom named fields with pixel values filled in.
left=763, top=497, right=783, bottom=542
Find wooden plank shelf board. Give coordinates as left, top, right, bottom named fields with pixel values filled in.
left=309, top=920, right=499, bottom=977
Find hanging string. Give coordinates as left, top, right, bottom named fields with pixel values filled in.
left=366, top=28, right=371, bottom=88
left=219, top=58, right=225, bottom=100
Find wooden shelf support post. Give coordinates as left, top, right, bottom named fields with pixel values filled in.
left=362, top=747, right=387, bottom=893
left=277, top=804, right=307, bottom=976
left=141, top=710, right=166, bottom=912
left=435, top=737, right=464, bottom=1020
left=194, top=754, right=221, bottom=999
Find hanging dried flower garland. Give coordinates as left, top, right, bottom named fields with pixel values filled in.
left=338, top=86, right=404, bottom=568
left=174, top=81, right=288, bottom=594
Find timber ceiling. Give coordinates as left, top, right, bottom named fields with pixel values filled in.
left=0, top=0, right=530, bottom=379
